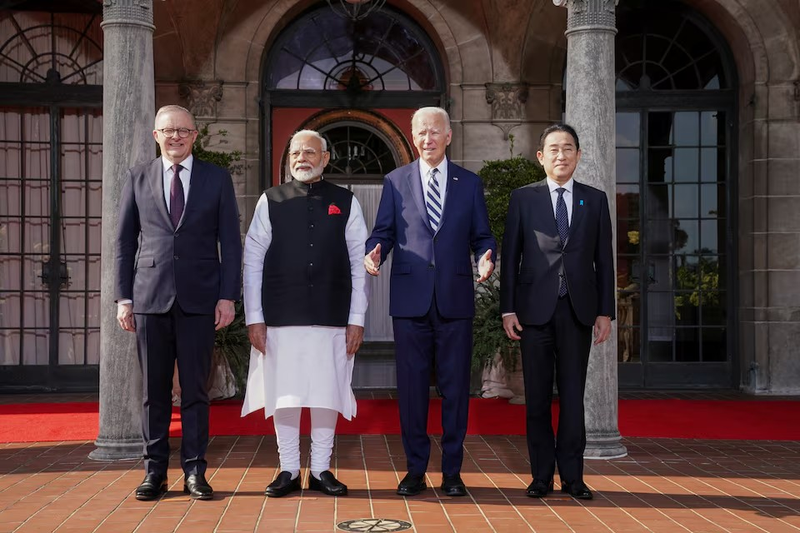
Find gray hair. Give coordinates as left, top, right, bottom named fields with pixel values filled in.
left=291, top=129, right=328, bottom=152
left=411, top=106, right=451, bottom=132
left=154, top=105, right=195, bottom=128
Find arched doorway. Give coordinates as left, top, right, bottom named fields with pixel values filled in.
left=261, top=5, right=445, bottom=388
left=614, top=0, right=737, bottom=388
left=0, top=3, right=103, bottom=391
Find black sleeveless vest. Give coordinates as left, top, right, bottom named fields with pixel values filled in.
left=261, top=179, right=353, bottom=327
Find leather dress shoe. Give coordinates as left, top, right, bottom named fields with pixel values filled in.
left=136, top=473, right=167, bottom=501
left=396, top=473, right=427, bottom=496
left=561, top=480, right=593, bottom=500
left=265, top=471, right=301, bottom=497
left=526, top=478, right=554, bottom=498
left=183, top=474, right=213, bottom=500
left=308, top=471, right=348, bottom=496
left=440, top=474, right=467, bottom=497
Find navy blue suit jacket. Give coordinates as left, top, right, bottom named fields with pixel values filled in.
left=366, top=159, right=496, bottom=319
left=500, top=180, right=615, bottom=326
left=115, top=158, right=242, bottom=315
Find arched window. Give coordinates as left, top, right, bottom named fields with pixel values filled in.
left=616, top=5, right=729, bottom=91
left=613, top=0, right=736, bottom=389
left=266, top=7, right=442, bottom=92
left=0, top=3, right=103, bottom=391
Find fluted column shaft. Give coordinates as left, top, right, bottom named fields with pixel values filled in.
left=554, top=0, right=626, bottom=459
left=89, top=0, right=155, bottom=461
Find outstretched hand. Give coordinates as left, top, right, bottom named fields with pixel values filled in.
left=364, top=243, right=382, bottom=276
left=477, top=249, right=494, bottom=282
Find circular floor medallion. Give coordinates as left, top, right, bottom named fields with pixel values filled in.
left=337, top=518, right=413, bottom=532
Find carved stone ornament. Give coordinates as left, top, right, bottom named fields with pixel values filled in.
left=485, top=83, right=529, bottom=121
left=102, top=0, right=154, bottom=27
left=553, top=0, right=618, bottom=32
left=178, top=81, right=224, bottom=118
left=484, top=83, right=529, bottom=140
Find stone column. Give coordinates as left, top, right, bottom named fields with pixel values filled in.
left=89, top=0, right=155, bottom=461
left=554, top=0, right=626, bottom=459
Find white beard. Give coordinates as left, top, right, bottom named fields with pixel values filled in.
left=292, top=163, right=324, bottom=183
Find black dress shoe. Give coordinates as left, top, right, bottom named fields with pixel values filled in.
left=440, top=474, right=467, bottom=497
left=265, top=471, right=301, bottom=497
left=526, top=478, right=554, bottom=498
left=136, top=473, right=167, bottom=501
left=308, top=471, right=348, bottom=496
left=561, top=481, right=593, bottom=500
left=183, top=474, right=213, bottom=500
left=396, top=473, right=427, bottom=496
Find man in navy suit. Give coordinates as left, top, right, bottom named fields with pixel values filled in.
left=115, top=105, right=242, bottom=501
left=365, top=107, right=496, bottom=497
left=500, top=123, right=614, bottom=500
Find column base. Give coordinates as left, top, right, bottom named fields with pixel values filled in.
left=88, top=436, right=142, bottom=462
left=584, top=432, right=628, bottom=459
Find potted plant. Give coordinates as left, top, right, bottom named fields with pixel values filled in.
left=473, top=136, right=545, bottom=400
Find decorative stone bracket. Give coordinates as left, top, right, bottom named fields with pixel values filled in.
left=485, top=82, right=529, bottom=140
left=178, top=80, right=223, bottom=118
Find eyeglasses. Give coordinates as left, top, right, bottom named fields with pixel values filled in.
left=289, top=149, right=323, bottom=159
left=157, top=127, right=196, bottom=138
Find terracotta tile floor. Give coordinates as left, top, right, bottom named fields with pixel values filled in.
left=1, top=393, right=799, bottom=532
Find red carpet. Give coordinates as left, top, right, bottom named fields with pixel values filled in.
left=1, top=398, right=798, bottom=443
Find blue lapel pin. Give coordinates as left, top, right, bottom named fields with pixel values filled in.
left=579, top=199, right=584, bottom=206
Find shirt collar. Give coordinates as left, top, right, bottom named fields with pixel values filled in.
left=419, top=156, right=448, bottom=179
left=162, top=154, right=194, bottom=174
left=546, top=176, right=574, bottom=194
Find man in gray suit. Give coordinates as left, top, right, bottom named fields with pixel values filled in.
left=115, top=105, right=242, bottom=501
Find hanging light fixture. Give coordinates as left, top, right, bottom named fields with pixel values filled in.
left=326, top=0, right=387, bottom=21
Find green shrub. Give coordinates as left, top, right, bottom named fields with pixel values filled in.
left=472, top=137, right=545, bottom=373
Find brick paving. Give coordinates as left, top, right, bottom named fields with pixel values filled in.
left=1, top=392, right=799, bottom=532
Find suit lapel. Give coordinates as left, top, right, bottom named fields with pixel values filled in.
left=147, top=159, right=172, bottom=227
left=436, top=160, right=461, bottom=234
left=566, top=181, right=587, bottom=247
left=178, top=160, right=206, bottom=230
left=406, top=161, right=432, bottom=233
left=532, top=181, right=559, bottom=237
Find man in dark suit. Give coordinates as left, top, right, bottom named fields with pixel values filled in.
left=115, top=105, right=242, bottom=501
left=500, top=123, right=614, bottom=501
left=365, top=107, right=496, bottom=497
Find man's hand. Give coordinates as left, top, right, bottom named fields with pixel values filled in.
left=117, top=303, right=136, bottom=332
left=345, top=325, right=364, bottom=358
left=503, top=313, right=522, bottom=341
left=248, top=322, right=267, bottom=355
left=477, top=249, right=494, bottom=283
left=215, top=299, right=235, bottom=331
left=364, top=244, right=381, bottom=276
left=593, top=316, right=612, bottom=345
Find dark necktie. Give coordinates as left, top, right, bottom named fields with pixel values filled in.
left=170, top=163, right=185, bottom=228
left=426, top=167, right=442, bottom=232
left=556, top=187, right=569, bottom=297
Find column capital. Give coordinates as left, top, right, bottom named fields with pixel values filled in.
left=553, top=0, right=618, bottom=34
left=101, top=0, right=155, bottom=31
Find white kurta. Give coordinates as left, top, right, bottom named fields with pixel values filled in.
left=240, top=188, right=369, bottom=421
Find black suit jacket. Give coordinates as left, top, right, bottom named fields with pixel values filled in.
left=500, top=180, right=614, bottom=326
left=115, top=157, right=242, bottom=315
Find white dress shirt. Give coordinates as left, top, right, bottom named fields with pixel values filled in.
left=546, top=176, right=574, bottom=225
left=162, top=154, right=193, bottom=211
left=419, top=157, right=448, bottom=207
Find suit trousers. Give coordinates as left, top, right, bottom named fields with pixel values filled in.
left=393, top=295, right=472, bottom=477
left=519, top=296, right=592, bottom=484
left=135, top=302, right=215, bottom=477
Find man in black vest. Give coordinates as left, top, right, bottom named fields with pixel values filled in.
left=240, top=130, right=369, bottom=497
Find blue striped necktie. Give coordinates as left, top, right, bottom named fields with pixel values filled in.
left=426, top=167, right=442, bottom=232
